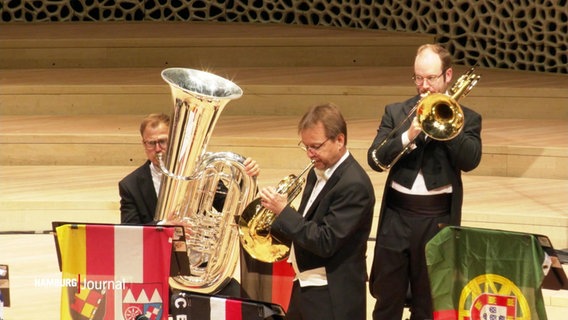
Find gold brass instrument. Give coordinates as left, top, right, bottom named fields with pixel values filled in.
left=371, top=67, right=480, bottom=170
left=238, top=161, right=315, bottom=263
left=155, top=68, right=257, bottom=294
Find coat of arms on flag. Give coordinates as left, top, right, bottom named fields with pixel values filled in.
left=67, top=286, right=106, bottom=320
left=426, top=226, right=548, bottom=320
left=458, top=273, right=527, bottom=320
left=122, top=283, right=164, bottom=320
left=468, top=291, right=517, bottom=319
left=55, top=223, right=174, bottom=320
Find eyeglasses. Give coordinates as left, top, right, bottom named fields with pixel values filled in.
left=412, top=72, right=445, bottom=85
left=143, top=138, right=168, bottom=150
left=298, top=138, right=330, bottom=152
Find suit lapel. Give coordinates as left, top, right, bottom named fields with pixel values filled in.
left=405, top=95, right=421, bottom=113
left=139, top=161, right=158, bottom=216
left=302, top=155, right=353, bottom=220
left=297, top=170, right=317, bottom=215
left=401, top=95, right=421, bottom=131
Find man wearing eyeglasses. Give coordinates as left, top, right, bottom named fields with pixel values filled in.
left=367, top=44, right=482, bottom=319
left=259, top=103, right=375, bottom=320
left=119, top=113, right=259, bottom=224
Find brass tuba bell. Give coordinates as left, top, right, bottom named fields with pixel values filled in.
left=155, top=68, right=257, bottom=294
left=238, top=161, right=314, bottom=263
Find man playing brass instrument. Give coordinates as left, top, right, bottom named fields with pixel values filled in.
left=119, top=113, right=261, bottom=297
left=259, top=103, right=375, bottom=320
left=119, top=113, right=260, bottom=225
left=367, top=44, right=482, bottom=319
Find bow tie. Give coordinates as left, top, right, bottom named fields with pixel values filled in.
left=314, top=169, right=331, bottom=181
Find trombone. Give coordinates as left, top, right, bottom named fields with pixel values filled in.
left=370, top=67, right=480, bottom=170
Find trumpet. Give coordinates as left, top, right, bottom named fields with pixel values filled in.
left=371, top=67, right=480, bottom=170
left=238, top=161, right=314, bottom=263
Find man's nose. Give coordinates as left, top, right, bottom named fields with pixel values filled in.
left=421, top=83, right=433, bottom=91
left=306, top=148, right=318, bottom=157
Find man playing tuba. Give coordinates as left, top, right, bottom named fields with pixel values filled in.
left=119, top=113, right=260, bottom=225
left=118, top=112, right=260, bottom=297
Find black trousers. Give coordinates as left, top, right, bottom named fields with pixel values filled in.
left=286, top=281, right=334, bottom=320
left=372, top=189, right=451, bottom=320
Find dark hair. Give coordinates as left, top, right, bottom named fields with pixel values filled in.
left=298, top=102, right=348, bottom=145
left=139, top=113, right=170, bottom=136
left=416, top=44, right=453, bottom=71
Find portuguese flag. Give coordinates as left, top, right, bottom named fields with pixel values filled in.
left=426, top=226, right=548, bottom=320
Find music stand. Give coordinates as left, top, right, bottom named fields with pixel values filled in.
left=533, top=233, right=568, bottom=290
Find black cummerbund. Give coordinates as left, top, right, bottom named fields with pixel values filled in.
left=387, top=188, right=451, bottom=216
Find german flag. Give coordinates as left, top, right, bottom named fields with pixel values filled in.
left=239, top=249, right=294, bottom=311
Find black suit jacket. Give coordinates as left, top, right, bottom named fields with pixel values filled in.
left=118, top=160, right=229, bottom=224
left=271, top=153, right=375, bottom=320
left=119, top=160, right=157, bottom=224
left=367, top=94, right=482, bottom=227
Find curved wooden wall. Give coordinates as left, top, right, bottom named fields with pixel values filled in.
left=1, top=0, right=566, bottom=74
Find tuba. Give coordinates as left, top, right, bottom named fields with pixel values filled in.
left=238, top=161, right=314, bottom=263
left=155, top=68, right=257, bottom=294
left=371, top=67, right=480, bottom=170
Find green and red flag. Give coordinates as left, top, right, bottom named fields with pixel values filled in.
left=426, top=226, right=548, bottom=320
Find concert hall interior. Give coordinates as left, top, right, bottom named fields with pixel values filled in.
left=1, top=2, right=567, bottom=319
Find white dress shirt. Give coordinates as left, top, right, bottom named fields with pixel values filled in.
left=288, top=151, right=350, bottom=287
left=149, top=162, right=163, bottom=195
left=390, top=132, right=452, bottom=195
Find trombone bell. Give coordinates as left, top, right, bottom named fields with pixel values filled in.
left=417, top=93, right=464, bottom=141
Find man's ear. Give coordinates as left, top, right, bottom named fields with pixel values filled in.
left=337, top=133, right=346, bottom=148
left=445, top=67, right=453, bottom=84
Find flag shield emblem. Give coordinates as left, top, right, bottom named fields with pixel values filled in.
left=426, top=227, right=548, bottom=320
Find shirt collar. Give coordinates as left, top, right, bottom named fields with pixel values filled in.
left=314, top=150, right=349, bottom=182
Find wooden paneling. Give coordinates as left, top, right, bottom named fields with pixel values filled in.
left=1, top=22, right=566, bottom=319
